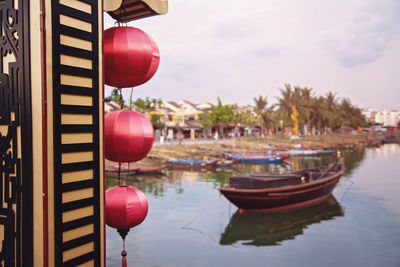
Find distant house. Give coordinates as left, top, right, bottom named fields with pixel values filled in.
left=147, top=100, right=206, bottom=139
left=104, top=101, right=120, bottom=113
left=196, top=102, right=213, bottom=111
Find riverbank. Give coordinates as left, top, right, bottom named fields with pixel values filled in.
left=104, top=132, right=398, bottom=168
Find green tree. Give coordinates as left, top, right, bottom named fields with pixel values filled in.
left=338, top=98, right=366, bottom=128
left=133, top=97, right=162, bottom=114
left=200, top=97, right=235, bottom=137
left=110, top=88, right=123, bottom=108
left=150, top=114, right=163, bottom=129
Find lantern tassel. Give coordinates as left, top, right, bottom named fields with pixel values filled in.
left=118, top=229, right=130, bottom=267
left=121, top=238, right=127, bottom=267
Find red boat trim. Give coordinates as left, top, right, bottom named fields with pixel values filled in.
left=221, top=177, right=339, bottom=201
left=238, top=194, right=332, bottom=214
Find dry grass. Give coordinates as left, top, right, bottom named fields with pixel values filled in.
left=147, top=133, right=395, bottom=161
left=106, top=132, right=399, bottom=167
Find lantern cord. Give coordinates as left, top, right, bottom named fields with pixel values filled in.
left=118, top=162, right=122, bottom=186
left=118, top=88, right=124, bottom=110
left=129, top=87, right=134, bottom=110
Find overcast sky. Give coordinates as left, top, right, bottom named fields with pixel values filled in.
left=104, top=0, right=400, bottom=110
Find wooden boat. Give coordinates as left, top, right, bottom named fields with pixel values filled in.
left=277, top=149, right=322, bottom=157
left=381, top=136, right=399, bottom=144
left=134, top=165, right=166, bottom=174
left=167, top=159, right=217, bottom=169
left=222, top=152, right=284, bottom=164
left=220, top=195, right=343, bottom=246
left=105, top=166, right=139, bottom=174
left=105, top=166, right=139, bottom=179
left=215, top=158, right=240, bottom=167
left=219, top=160, right=344, bottom=213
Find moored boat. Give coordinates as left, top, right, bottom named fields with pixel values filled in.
left=105, top=166, right=139, bottom=174
left=167, top=159, right=217, bottom=169
left=219, top=160, right=344, bottom=213
left=222, top=152, right=284, bottom=164
left=133, top=165, right=166, bottom=174
left=215, top=158, right=240, bottom=167
left=277, top=149, right=322, bottom=157
left=381, top=136, right=399, bottom=144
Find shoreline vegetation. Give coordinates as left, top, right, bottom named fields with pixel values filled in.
left=105, top=132, right=399, bottom=168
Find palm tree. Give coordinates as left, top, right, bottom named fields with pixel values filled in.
left=275, top=84, right=293, bottom=127
left=324, top=92, right=340, bottom=129
left=253, top=95, right=268, bottom=135
left=309, top=96, right=331, bottom=134
left=299, top=87, right=314, bottom=134
left=254, top=95, right=268, bottom=112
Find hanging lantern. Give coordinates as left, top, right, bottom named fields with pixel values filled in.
left=104, top=26, right=160, bottom=88
left=106, top=185, right=148, bottom=230
left=105, top=110, right=154, bottom=163
left=106, top=185, right=148, bottom=267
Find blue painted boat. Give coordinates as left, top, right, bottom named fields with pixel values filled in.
left=222, top=152, right=284, bottom=164
left=278, top=149, right=322, bottom=157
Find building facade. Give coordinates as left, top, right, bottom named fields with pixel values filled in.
left=362, top=108, right=400, bottom=127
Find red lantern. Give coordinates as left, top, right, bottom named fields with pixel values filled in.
left=105, top=185, right=148, bottom=230
left=106, top=185, right=148, bottom=267
left=104, top=26, right=160, bottom=88
left=105, top=110, right=154, bottom=163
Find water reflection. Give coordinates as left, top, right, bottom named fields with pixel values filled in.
left=341, top=147, right=366, bottom=177
left=105, top=146, right=400, bottom=267
left=282, top=148, right=366, bottom=178
left=374, top=143, right=400, bottom=158
left=106, top=174, right=169, bottom=197
left=106, top=169, right=217, bottom=196
left=105, top=147, right=367, bottom=197
left=220, top=195, right=344, bottom=246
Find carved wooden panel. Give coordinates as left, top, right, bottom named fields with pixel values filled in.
left=0, top=0, right=33, bottom=266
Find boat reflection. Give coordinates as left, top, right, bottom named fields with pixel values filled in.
left=220, top=195, right=344, bottom=246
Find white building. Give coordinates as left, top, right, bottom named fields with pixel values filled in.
left=363, top=108, right=399, bottom=127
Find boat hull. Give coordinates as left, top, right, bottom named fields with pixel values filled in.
left=238, top=158, right=283, bottom=164
left=219, top=168, right=343, bottom=213
left=223, top=152, right=284, bottom=164
left=167, top=160, right=217, bottom=169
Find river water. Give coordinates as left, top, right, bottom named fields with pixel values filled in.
left=106, top=144, right=400, bottom=267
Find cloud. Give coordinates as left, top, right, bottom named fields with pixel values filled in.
left=104, top=0, right=400, bottom=109
left=318, top=0, right=400, bottom=67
